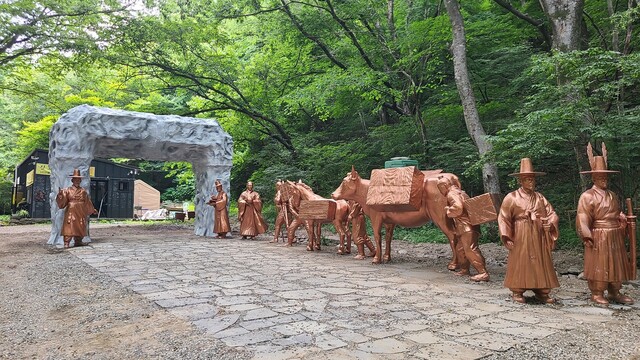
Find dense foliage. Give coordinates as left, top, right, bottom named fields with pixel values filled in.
left=1, top=0, right=639, bottom=247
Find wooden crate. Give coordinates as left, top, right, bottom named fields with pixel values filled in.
left=366, top=166, right=424, bottom=212
left=299, top=199, right=337, bottom=220
left=465, top=193, right=502, bottom=225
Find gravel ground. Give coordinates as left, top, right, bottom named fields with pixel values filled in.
left=0, top=224, right=250, bottom=360
left=1, top=223, right=639, bottom=359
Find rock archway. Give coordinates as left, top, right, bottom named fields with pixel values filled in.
left=47, top=105, right=233, bottom=245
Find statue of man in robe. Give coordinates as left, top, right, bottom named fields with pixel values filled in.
left=56, top=169, right=97, bottom=248
left=498, top=158, right=559, bottom=304
left=238, top=181, right=268, bottom=239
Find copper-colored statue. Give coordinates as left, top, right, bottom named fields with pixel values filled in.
left=348, top=200, right=376, bottom=260
left=498, top=158, right=559, bottom=304
left=238, top=181, right=268, bottom=239
left=286, top=180, right=351, bottom=252
left=576, top=143, right=634, bottom=305
left=56, top=169, right=97, bottom=248
left=271, top=180, right=293, bottom=243
left=437, top=176, right=489, bottom=282
left=207, top=179, right=231, bottom=238
left=332, top=166, right=459, bottom=265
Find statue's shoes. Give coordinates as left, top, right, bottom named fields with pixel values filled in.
left=591, top=294, right=609, bottom=305
left=512, top=293, right=526, bottom=304
left=454, top=270, right=470, bottom=277
left=607, top=294, right=634, bottom=305
left=535, top=295, right=555, bottom=304
left=470, top=273, right=489, bottom=282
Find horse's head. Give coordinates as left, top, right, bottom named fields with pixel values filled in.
left=290, top=180, right=316, bottom=200
left=332, top=165, right=361, bottom=201
left=283, top=180, right=302, bottom=207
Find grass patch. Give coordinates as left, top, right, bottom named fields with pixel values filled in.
left=394, top=223, right=449, bottom=244
left=555, top=224, right=583, bottom=250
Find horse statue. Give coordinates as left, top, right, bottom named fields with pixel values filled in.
left=278, top=179, right=314, bottom=246
left=285, top=180, right=351, bottom=253
left=332, top=166, right=460, bottom=266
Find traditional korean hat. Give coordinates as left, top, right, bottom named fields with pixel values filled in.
left=508, top=158, right=546, bottom=177
left=69, top=169, right=83, bottom=178
left=580, top=142, right=618, bottom=174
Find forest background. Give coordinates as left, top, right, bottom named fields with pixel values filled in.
left=1, top=0, right=639, bottom=247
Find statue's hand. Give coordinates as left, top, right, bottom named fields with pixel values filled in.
left=501, top=235, right=514, bottom=250
left=505, top=240, right=514, bottom=250
left=584, top=237, right=594, bottom=248
left=619, top=213, right=627, bottom=229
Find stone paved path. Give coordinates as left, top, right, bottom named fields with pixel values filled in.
left=72, top=232, right=638, bottom=360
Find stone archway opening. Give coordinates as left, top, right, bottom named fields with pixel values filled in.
left=47, top=105, right=233, bottom=245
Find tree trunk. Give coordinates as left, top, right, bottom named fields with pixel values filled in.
left=388, top=0, right=397, bottom=41
left=539, top=0, right=590, bottom=189
left=443, top=0, right=501, bottom=194
left=538, top=0, right=585, bottom=51
left=607, top=0, right=620, bottom=52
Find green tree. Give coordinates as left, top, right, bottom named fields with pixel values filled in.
left=0, top=0, right=132, bottom=67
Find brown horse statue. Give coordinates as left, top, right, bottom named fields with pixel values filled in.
left=332, top=166, right=460, bottom=266
left=285, top=180, right=351, bottom=253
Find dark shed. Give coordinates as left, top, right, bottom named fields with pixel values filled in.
left=13, top=149, right=137, bottom=219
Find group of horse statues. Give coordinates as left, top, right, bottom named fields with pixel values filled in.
left=275, top=166, right=463, bottom=268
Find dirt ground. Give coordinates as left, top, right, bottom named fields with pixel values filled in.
left=0, top=223, right=638, bottom=359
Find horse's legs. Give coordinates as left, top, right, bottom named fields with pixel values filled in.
left=286, top=218, right=301, bottom=247
left=446, top=232, right=458, bottom=270
left=383, top=223, right=395, bottom=263
left=315, top=223, right=321, bottom=250
left=431, top=213, right=458, bottom=270
left=305, top=220, right=314, bottom=251
left=334, top=220, right=350, bottom=254
left=371, top=219, right=383, bottom=264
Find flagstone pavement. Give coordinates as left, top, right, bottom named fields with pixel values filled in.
left=72, top=233, right=639, bottom=360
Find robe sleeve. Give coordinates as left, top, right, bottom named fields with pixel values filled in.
left=498, top=193, right=514, bottom=244
left=576, top=193, right=594, bottom=241
left=83, top=190, right=96, bottom=216
left=541, top=194, right=560, bottom=241
left=238, top=192, right=247, bottom=219
left=215, top=193, right=228, bottom=211
left=56, top=189, right=68, bottom=209
left=446, top=191, right=464, bottom=218
left=253, top=193, right=262, bottom=213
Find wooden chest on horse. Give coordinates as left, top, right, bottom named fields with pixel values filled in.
left=299, top=199, right=337, bottom=220
left=465, top=193, right=502, bottom=225
left=366, top=166, right=424, bottom=212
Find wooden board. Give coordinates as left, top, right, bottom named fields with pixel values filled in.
left=465, top=193, right=502, bottom=225
left=366, top=166, right=424, bottom=212
left=299, top=199, right=337, bottom=220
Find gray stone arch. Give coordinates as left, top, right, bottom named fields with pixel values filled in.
left=47, top=105, right=233, bottom=245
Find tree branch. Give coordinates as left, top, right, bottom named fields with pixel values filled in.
left=492, top=0, right=552, bottom=51
left=280, top=0, right=348, bottom=70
